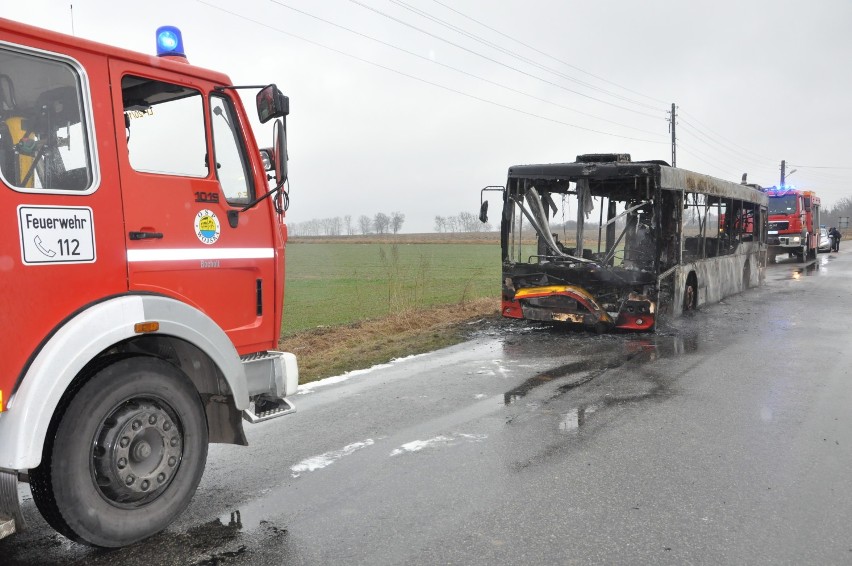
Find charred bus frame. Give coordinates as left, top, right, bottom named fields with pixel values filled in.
left=481, top=154, right=768, bottom=331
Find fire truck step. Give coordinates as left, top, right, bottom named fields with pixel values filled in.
left=242, top=397, right=296, bottom=424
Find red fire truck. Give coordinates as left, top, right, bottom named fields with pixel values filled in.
left=765, top=187, right=821, bottom=263
left=0, top=19, right=297, bottom=547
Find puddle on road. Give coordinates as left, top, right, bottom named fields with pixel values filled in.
left=499, top=330, right=703, bottom=449
left=558, top=405, right=598, bottom=432
left=3, top=510, right=287, bottom=566
left=789, top=262, right=820, bottom=280
left=502, top=332, right=700, bottom=406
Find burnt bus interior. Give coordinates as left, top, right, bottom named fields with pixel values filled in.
left=492, top=154, right=764, bottom=329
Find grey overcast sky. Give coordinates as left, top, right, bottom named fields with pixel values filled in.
left=6, top=0, right=852, bottom=231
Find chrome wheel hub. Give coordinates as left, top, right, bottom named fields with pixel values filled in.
left=92, top=399, right=183, bottom=507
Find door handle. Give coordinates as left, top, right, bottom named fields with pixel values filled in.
left=129, top=231, right=164, bottom=240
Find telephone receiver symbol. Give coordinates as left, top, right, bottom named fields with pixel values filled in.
left=34, top=235, right=57, bottom=257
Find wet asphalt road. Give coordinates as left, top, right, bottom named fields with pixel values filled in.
left=4, top=251, right=852, bottom=565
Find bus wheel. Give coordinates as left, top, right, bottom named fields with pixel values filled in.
left=683, top=277, right=697, bottom=311
left=29, top=357, right=208, bottom=548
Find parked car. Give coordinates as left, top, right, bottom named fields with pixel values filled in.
left=819, top=227, right=831, bottom=253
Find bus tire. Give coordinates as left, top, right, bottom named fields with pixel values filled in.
left=29, top=357, right=208, bottom=548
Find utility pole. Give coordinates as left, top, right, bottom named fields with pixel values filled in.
left=780, top=159, right=786, bottom=187
left=668, top=103, right=677, bottom=167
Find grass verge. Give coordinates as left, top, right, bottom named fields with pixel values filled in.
left=278, top=297, right=500, bottom=384
left=282, top=242, right=500, bottom=335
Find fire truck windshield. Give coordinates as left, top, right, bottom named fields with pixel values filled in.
left=768, top=194, right=797, bottom=215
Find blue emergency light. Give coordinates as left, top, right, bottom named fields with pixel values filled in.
left=156, top=26, right=186, bottom=58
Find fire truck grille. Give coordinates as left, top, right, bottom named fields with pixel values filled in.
left=769, top=221, right=788, bottom=231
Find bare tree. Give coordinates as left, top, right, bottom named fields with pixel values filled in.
left=358, top=215, right=372, bottom=234
left=390, top=211, right=405, bottom=234
left=374, top=212, right=390, bottom=235
left=446, top=216, right=458, bottom=233
left=344, top=215, right=353, bottom=235
left=458, top=211, right=480, bottom=232
left=434, top=215, right=446, bottom=233
left=302, top=219, right=320, bottom=236
left=825, top=197, right=852, bottom=230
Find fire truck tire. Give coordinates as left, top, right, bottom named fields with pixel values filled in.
left=29, top=357, right=208, bottom=547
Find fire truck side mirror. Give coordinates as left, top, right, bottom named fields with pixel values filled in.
left=273, top=118, right=288, bottom=185
left=256, top=84, right=289, bottom=124
left=479, top=201, right=489, bottom=223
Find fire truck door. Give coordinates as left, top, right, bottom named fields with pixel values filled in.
left=111, top=62, right=275, bottom=352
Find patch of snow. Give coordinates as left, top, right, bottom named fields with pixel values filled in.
left=297, top=352, right=430, bottom=394
left=389, top=433, right=487, bottom=456
left=291, top=439, right=375, bottom=477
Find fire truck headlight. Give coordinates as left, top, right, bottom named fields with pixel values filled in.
left=156, top=26, right=186, bottom=58
left=792, top=236, right=801, bottom=243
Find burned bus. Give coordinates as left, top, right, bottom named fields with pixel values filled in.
left=480, top=154, right=768, bottom=332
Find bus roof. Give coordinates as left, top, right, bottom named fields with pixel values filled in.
left=508, top=156, right=767, bottom=205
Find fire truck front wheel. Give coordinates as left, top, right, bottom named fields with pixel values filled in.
left=29, top=357, right=209, bottom=547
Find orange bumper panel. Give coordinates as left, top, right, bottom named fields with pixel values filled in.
left=614, top=313, right=656, bottom=331
left=501, top=297, right=524, bottom=318
left=509, top=286, right=612, bottom=326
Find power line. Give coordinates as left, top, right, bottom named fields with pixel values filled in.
left=196, top=0, right=668, bottom=144
left=677, top=142, right=754, bottom=176
left=676, top=145, right=737, bottom=176
left=388, top=0, right=661, bottom=112
left=678, top=118, right=777, bottom=168
left=265, top=0, right=666, bottom=137
left=347, top=0, right=664, bottom=119
left=790, top=164, right=852, bottom=170
left=678, top=110, right=776, bottom=163
left=429, top=0, right=669, bottom=106
left=677, top=121, right=776, bottom=175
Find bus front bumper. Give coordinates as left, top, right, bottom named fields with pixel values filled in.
left=503, top=286, right=655, bottom=332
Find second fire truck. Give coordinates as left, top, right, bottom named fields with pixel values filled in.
left=765, top=187, right=821, bottom=263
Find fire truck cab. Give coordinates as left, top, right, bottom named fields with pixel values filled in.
left=766, top=187, right=820, bottom=263
left=0, top=19, right=297, bottom=547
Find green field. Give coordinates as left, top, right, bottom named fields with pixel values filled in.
left=281, top=242, right=501, bottom=335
